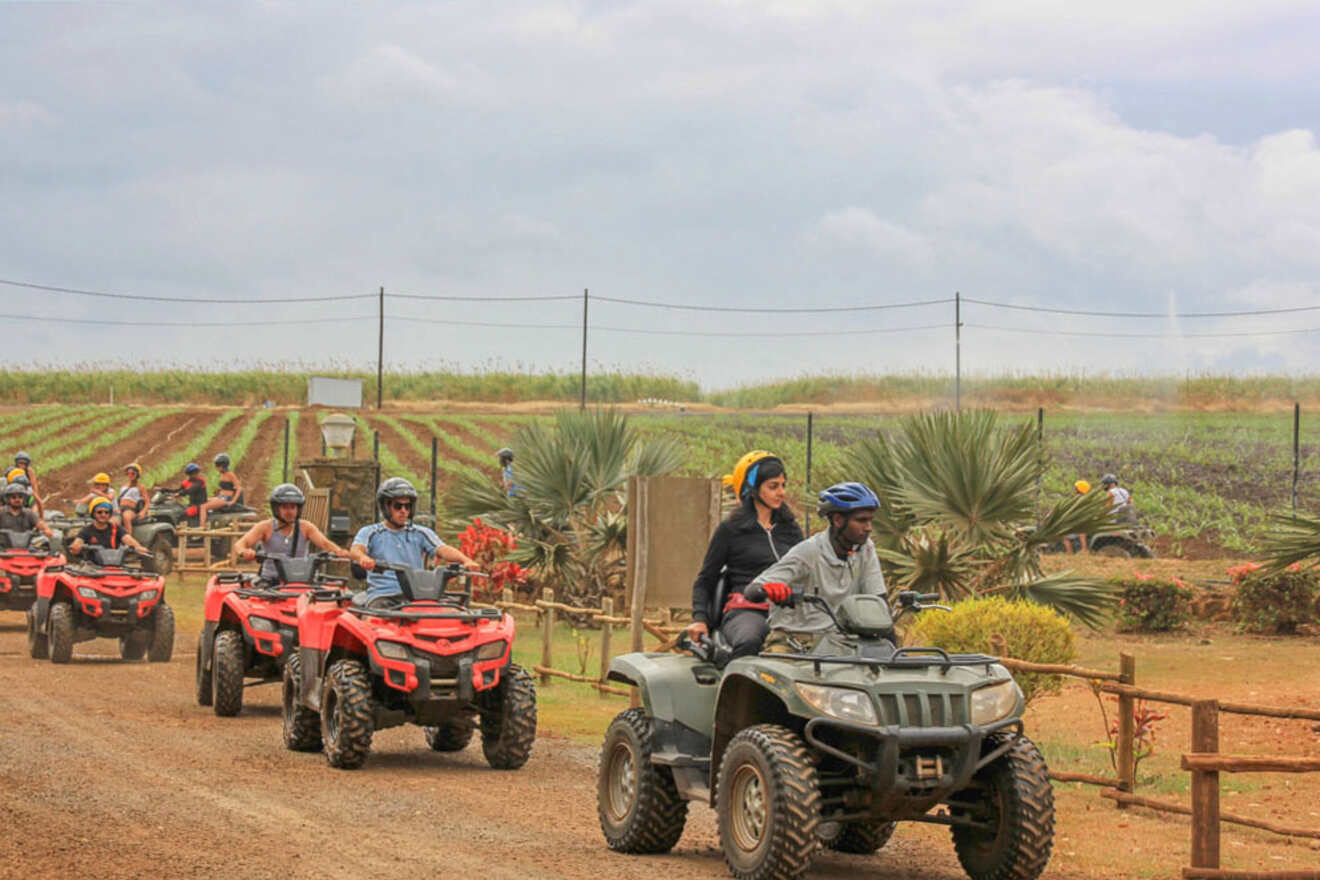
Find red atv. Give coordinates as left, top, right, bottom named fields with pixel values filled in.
left=29, top=546, right=173, bottom=663
left=284, top=562, right=536, bottom=771
left=0, top=528, right=64, bottom=621
left=195, top=552, right=345, bottom=717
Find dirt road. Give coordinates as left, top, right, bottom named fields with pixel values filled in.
left=0, top=622, right=1103, bottom=880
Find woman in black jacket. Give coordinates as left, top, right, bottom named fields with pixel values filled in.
left=686, top=451, right=804, bottom=659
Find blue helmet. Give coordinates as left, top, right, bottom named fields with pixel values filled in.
left=817, top=482, right=879, bottom=517
left=184, top=462, right=201, bottom=475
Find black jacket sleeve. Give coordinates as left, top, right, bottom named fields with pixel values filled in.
left=690, top=522, right=733, bottom=624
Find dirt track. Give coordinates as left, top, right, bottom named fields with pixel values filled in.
left=0, top=622, right=1096, bottom=880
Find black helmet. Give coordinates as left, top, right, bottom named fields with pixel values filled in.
left=269, top=483, right=305, bottom=507
left=377, top=476, right=419, bottom=516
left=497, top=448, right=514, bottom=464
left=1100, top=473, right=1119, bottom=487
left=184, top=462, right=201, bottom=475
left=214, top=453, right=231, bottom=469
left=2, top=482, right=26, bottom=500
left=13, top=451, right=30, bottom=466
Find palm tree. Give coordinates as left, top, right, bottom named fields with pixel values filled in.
left=1258, top=510, right=1320, bottom=570
left=448, top=408, right=684, bottom=607
left=847, top=410, right=1119, bottom=627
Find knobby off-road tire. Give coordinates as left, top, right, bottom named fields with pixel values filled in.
left=26, top=604, right=48, bottom=659
left=195, top=633, right=213, bottom=706
left=211, top=630, right=246, bottom=716
left=282, top=652, right=322, bottom=751
left=48, top=602, right=74, bottom=664
left=322, top=659, right=373, bottom=769
left=119, top=628, right=150, bottom=661
left=148, top=603, right=174, bottom=662
left=423, top=711, right=476, bottom=752
left=716, top=724, right=820, bottom=880
left=480, top=663, right=536, bottom=770
left=950, top=733, right=1054, bottom=880
left=150, top=535, right=174, bottom=575
left=820, top=818, right=896, bottom=854
left=597, top=707, right=688, bottom=854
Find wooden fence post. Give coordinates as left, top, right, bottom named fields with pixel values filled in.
left=540, top=588, right=554, bottom=686
left=1117, top=651, right=1136, bottom=804
left=1189, top=700, right=1220, bottom=871
left=599, top=597, right=614, bottom=697
left=502, top=588, right=512, bottom=607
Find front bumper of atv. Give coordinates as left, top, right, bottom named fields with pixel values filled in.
left=804, top=714, right=1022, bottom=813
left=366, top=647, right=509, bottom=725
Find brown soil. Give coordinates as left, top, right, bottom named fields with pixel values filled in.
left=296, top=411, right=322, bottom=462
left=0, top=624, right=1101, bottom=880
left=366, top=416, right=452, bottom=497
left=38, top=411, right=202, bottom=507
left=236, top=414, right=288, bottom=503
left=430, top=417, right=503, bottom=466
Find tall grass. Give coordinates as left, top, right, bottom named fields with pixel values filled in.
left=0, top=368, right=701, bottom=405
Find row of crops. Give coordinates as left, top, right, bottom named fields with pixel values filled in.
left=4, top=404, right=1314, bottom=554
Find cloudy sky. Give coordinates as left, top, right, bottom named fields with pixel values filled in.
left=3, top=1, right=1320, bottom=388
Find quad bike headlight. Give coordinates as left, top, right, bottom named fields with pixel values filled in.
left=375, top=640, right=411, bottom=661
left=139, top=589, right=158, bottom=601
left=475, top=640, right=507, bottom=661
left=247, top=615, right=275, bottom=632
left=76, top=586, right=99, bottom=599
left=970, top=680, right=1021, bottom=726
left=794, top=683, right=877, bottom=726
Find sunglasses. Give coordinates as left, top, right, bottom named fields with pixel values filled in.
left=389, top=500, right=413, bottom=511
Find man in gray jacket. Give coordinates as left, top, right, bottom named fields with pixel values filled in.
left=748, top=481, right=888, bottom=653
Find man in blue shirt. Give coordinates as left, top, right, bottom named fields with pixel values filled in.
left=348, top=477, right=479, bottom=607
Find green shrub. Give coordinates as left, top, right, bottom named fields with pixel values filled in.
left=1110, top=575, right=1194, bottom=632
left=1232, top=566, right=1318, bottom=634
left=907, top=597, right=1076, bottom=705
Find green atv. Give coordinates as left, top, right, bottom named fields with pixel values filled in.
left=597, top=586, right=1054, bottom=880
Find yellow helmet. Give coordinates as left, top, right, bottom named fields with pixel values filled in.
left=125, top=462, right=143, bottom=476
left=725, top=450, right=778, bottom=501
left=1074, top=479, right=1091, bottom=495
left=5, top=468, right=24, bottom=483
left=89, top=497, right=114, bottom=515
left=91, top=472, right=111, bottom=485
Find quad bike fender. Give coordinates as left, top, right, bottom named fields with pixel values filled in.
left=31, top=570, right=66, bottom=631
left=607, top=651, right=719, bottom=735
left=132, top=521, right=175, bottom=547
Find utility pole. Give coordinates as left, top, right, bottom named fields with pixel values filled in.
left=377, top=285, right=384, bottom=410
left=580, top=288, right=589, bottom=410
left=955, top=291, right=962, bottom=411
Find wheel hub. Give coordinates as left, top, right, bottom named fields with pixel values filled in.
left=605, top=742, right=636, bottom=821
left=729, top=764, right=768, bottom=852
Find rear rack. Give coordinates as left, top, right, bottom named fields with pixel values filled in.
left=345, top=604, right=503, bottom=623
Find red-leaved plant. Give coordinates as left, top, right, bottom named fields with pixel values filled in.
left=457, top=517, right=528, bottom=600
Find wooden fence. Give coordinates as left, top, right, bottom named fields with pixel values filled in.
left=996, top=654, right=1320, bottom=878
left=172, top=526, right=256, bottom=576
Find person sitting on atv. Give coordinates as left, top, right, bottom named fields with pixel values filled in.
left=117, top=462, right=150, bottom=532
left=347, top=477, right=480, bottom=610
left=746, top=481, right=888, bottom=654
left=76, top=472, right=117, bottom=512
left=234, top=483, right=351, bottom=581
left=1100, top=473, right=1136, bottom=523
left=199, top=453, right=241, bottom=528
left=497, top=448, right=522, bottom=497
left=12, top=450, right=40, bottom=502
left=7, top=467, right=44, bottom=518
left=175, top=463, right=208, bottom=524
left=0, top=482, right=53, bottom=539
left=685, top=450, right=803, bottom=660
left=69, top=498, right=147, bottom=557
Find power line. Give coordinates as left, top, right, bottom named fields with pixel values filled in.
left=966, top=322, right=1320, bottom=339
left=389, top=291, right=580, bottom=302
left=963, top=296, right=1320, bottom=319
left=0, top=312, right=372, bottom=328
left=0, top=277, right=376, bottom=304
left=592, top=295, right=954, bottom=314
left=393, top=313, right=948, bottom=337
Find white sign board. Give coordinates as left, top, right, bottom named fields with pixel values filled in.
left=307, top=377, right=363, bottom=408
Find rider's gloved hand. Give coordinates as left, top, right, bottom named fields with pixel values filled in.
left=762, top=582, right=791, bottom=604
